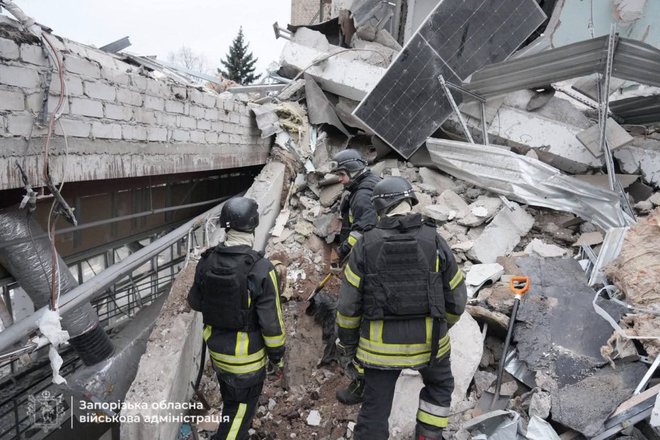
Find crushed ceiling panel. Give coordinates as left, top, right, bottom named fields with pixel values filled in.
left=425, top=138, right=630, bottom=230
left=466, top=36, right=660, bottom=99
left=352, top=0, right=546, bottom=159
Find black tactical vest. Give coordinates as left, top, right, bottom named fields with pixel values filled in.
left=200, top=247, right=262, bottom=330
left=361, top=215, right=445, bottom=320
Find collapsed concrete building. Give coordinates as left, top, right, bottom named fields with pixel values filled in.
left=1, top=0, right=660, bottom=439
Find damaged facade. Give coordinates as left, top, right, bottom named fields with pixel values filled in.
left=1, top=0, right=660, bottom=439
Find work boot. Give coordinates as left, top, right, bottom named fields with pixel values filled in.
left=416, top=424, right=442, bottom=440
left=336, top=378, right=365, bottom=405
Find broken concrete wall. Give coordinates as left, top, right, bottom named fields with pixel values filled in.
left=0, top=19, right=270, bottom=190
left=614, top=139, right=660, bottom=189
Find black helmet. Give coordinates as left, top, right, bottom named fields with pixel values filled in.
left=330, top=149, right=367, bottom=175
left=219, top=197, right=259, bottom=232
left=371, top=176, right=419, bottom=214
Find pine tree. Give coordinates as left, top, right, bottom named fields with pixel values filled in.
left=219, top=27, right=259, bottom=85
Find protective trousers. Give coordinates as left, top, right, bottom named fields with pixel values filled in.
left=353, top=356, right=453, bottom=440
left=212, top=378, right=264, bottom=440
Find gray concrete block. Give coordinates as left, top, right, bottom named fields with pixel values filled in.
left=188, top=89, right=203, bottom=104
left=229, top=112, right=241, bottom=124
left=143, top=95, right=164, bottom=111
left=55, top=118, right=91, bottom=137
left=50, top=75, right=84, bottom=96
left=122, top=124, right=147, bottom=141
left=469, top=203, right=535, bottom=263
left=92, top=121, right=122, bottom=139
left=133, top=109, right=156, bottom=124
left=155, top=112, right=177, bottom=127
left=165, top=100, right=184, bottom=114
left=7, top=113, right=33, bottom=136
left=576, top=118, right=633, bottom=156
left=116, top=88, right=143, bottom=106
left=189, top=131, right=205, bottom=143
left=147, top=127, right=167, bottom=142
left=229, top=134, right=241, bottom=144
left=101, top=69, right=130, bottom=86
left=172, top=129, right=190, bottom=142
left=202, top=93, right=216, bottom=108
left=211, top=121, right=224, bottom=132
left=217, top=133, right=229, bottom=143
left=105, top=103, right=133, bottom=121
left=84, top=81, right=116, bottom=101
left=70, top=98, right=103, bottom=118
left=189, top=105, right=205, bottom=119
left=171, top=86, right=186, bottom=98
left=177, top=115, right=196, bottom=129
left=0, top=37, right=19, bottom=60
left=20, top=44, right=46, bottom=65
left=0, top=89, right=25, bottom=111
left=64, top=55, right=100, bottom=78
left=205, top=131, right=218, bottom=143
left=146, top=79, right=170, bottom=97
left=130, top=75, right=147, bottom=90
left=197, top=119, right=211, bottom=130
left=0, top=65, right=40, bottom=89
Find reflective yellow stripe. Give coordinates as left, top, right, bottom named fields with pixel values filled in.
left=235, top=332, right=249, bottom=356
left=360, top=338, right=430, bottom=356
left=446, top=312, right=460, bottom=325
left=349, top=214, right=354, bottom=224
left=337, top=311, right=361, bottom=329
left=210, top=348, right=266, bottom=364
left=228, top=403, right=247, bottom=440
left=263, top=333, right=285, bottom=348
left=269, top=270, right=286, bottom=331
left=247, top=290, right=251, bottom=307
left=356, top=347, right=432, bottom=366
left=419, top=400, right=450, bottom=417
left=348, top=234, right=358, bottom=247
left=425, top=317, right=432, bottom=344
left=435, top=256, right=440, bottom=272
left=416, top=409, right=448, bottom=428
left=210, top=352, right=268, bottom=374
left=344, top=264, right=361, bottom=288
left=203, top=325, right=212, bottom=342
left=369, top=321, right=383, bottom=343
left=353, top=360, right=364, bottom=374
left=449, top=269, right=464, bottom=290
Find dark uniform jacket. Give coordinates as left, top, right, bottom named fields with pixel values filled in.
left=188, top=244, right=286, bottom=387
left=336, top=213, right=467, bottom=369
left=337, top=170, right=381, bottom=259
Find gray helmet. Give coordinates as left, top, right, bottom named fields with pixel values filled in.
left=371, top=176, right=419, bottom=214
left=219, top=197, right=259, bottom=232
left=330, top=149, right=367, bottom=175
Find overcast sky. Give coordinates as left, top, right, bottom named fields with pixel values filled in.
left=12, top=0, right=292, bottom=78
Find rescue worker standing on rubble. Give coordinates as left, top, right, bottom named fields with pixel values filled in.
left=187, top=197, right=286, bottom=440
left=336, top=176, right=467, bottom=440
left=329, top=149, right=381, bottom=405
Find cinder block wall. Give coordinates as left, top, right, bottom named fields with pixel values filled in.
left=291, top=0, right=332, bottom=25
left=0, top=24, right=270, bottom=190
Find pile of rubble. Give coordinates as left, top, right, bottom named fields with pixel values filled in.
left=191, top=1, right=660, bottom=439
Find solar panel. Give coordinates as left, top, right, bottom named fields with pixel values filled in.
left=353, top=0, right=546, bottom=159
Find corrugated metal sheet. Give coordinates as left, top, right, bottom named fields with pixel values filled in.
left=610, top=95, right=660, bottom=124
left=466, top=36, right=660, bottom=98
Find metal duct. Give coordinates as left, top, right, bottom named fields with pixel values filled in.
left=0, top=208, right=113, bottom=365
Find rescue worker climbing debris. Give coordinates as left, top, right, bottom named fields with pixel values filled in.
left=335, top=176, right=467, bottom=440
left=187, top=197, right=286, bottom=440
left=329, top=148, right=381, bottom=405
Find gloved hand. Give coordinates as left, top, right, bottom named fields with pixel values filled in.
left=337, top=342, right=357, bottom=375
left=267, top=358, right=284, bottom=381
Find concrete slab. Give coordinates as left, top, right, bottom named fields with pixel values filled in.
left=458, top=196, right=502, bottom=227
left=468, top=204, right=534, bottom=264
left=418, top=167, right=458, bottom=194
left=523, top=239, right=568, bottom=258
left=245, top=161, right=286, bottom=252
left=280, top=41, right=385, bottom=101
left=424, top=190, right=469, bottom=223
left=513, top=257, right=627, bottom=385
left=489, top=106, right=602, bottom=173
left=614, top=142, right=660, bottom=189
left=551, top=361, right=648, bottom=437
left=576, top=118, right=634, bottom=157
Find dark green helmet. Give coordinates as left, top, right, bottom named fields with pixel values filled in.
left=371, top=176, right=418, bottom=214
left=329, top=149, right=367, bottom=175
left=219, top=197, right=259, bottom=232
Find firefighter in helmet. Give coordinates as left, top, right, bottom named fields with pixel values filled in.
left=188, top=197, right=286, bottom=440
left=335, top=176, right=467, bottom=440
left=329, top=149, right=381, bottom=404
